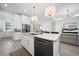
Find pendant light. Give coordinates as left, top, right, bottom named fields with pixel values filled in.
left=45, top=4, right=56, bottom=17
left=31, top=6, right=38, bottom=23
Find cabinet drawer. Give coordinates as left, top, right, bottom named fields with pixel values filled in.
left=29, top=39, right=34, bottom=55
left=26, top=36, right=33, bottom=39
left=61, top=35, right=76, bottom=39
left=61, top=34, right=77, bottom=45
left=21, top=35, right=34, bottom=56
left=77, top=36, right=79, bottom=45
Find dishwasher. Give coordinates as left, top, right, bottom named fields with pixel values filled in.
left=34, top=37, right=53, bottom=56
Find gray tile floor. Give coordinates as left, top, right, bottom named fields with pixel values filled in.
left=0, top=37, right=79, bottom=56
left=60, top=42, right=79, bottom=56
left=0, top=37, right=22, bottom=56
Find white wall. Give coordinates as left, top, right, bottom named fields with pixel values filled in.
left=0, top=10, right=22, bottom=32
left=0, top=10, right=13, bottom=20
left=36, top=15, right=79, bottom=33
left=0, top=10, right=13, bottom=32
left=36, top=16, right=55, bottom=32
left=55, top=17, right=79, bottom=33
left=40, top=22, right=51, bottom=31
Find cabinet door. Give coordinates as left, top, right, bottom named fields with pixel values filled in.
left=21, top=35, right=29, bottom=50
left=14, top=33, right=21, bottom=40
left=14, top=33, right=18, bottom=40
left=21, top=35, right=34, bottom=56
left=68, top=35, right=76, bottom=45
left=77, top=36, right=79, bottom=46
left=25, top=36, right=34, bottom=56
left=29, top=37, right=34, bottom=56
left=25, top=37, right=29, bottom=52
left=61, top=34, right=76, bottom=45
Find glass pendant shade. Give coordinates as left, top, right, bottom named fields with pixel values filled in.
left=45, top=6, right=56, bottom=16
left=31, top=6, right=38, bottom=23
left=31, top=16, right=38, bottom=22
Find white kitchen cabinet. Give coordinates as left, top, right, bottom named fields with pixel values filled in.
left=25, top=36, right=31, bottom=52
left=53, top=39, right=59, bottom=56
left=21, top=34, right=34, bottom=56
left=21, top=14, right=30, bottom=25
left=14, top=33, right=21, bottom=40
left=21, top=35, right=28, bottom=50
left=13, top=14, right=21, bottom=29
left=21, top=35, right=25, bottom=46
left=28, top=36, right=34, bottom=56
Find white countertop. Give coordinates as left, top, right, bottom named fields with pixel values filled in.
left=35, top=33, right=60, bottom=41
left=22, top=33, right=60, bottom=41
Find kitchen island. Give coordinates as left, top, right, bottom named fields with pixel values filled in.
left=21, top=33, right=60, bottom=56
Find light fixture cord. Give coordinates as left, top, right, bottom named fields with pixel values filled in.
left=32, top=6, right=36, bottom=16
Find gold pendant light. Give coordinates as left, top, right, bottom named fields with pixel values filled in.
left=45, top=4, right=56, bottom=17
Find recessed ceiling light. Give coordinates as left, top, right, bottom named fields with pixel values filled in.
left=4, top=4, right=7, bottom=7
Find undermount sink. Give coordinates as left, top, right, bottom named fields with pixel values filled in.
left=30, top=33, right=38, bottom=35
left=29, top=32, right=42, bottom=35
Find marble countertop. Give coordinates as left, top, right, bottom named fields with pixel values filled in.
left=22, top=33, right=60, bottom=41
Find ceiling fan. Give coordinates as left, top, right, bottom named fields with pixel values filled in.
left=56, top=9, right=79, bottom=21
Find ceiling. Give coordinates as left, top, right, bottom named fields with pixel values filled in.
left=0, top=3, right=79, bottom=19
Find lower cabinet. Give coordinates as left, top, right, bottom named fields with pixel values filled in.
left=77, top=36, right=79, bottom=46
left=0, top=38, right=1, bottom=45
left=29, top=37, right=34, bottom=56
left=14, top=33, right=21, bottom=40
left=60, top=34, right=77, bottom=45
left=21, top=35, right=28, bottom=50
left=21, top=35, right=34, bottom=56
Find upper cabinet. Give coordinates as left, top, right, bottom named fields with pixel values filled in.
left=21, top=14, right=30, bottom=25
left=13, top=14, right=21, bottom=29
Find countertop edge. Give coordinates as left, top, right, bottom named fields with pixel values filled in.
left=22, top=33, right=60, bottom=41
